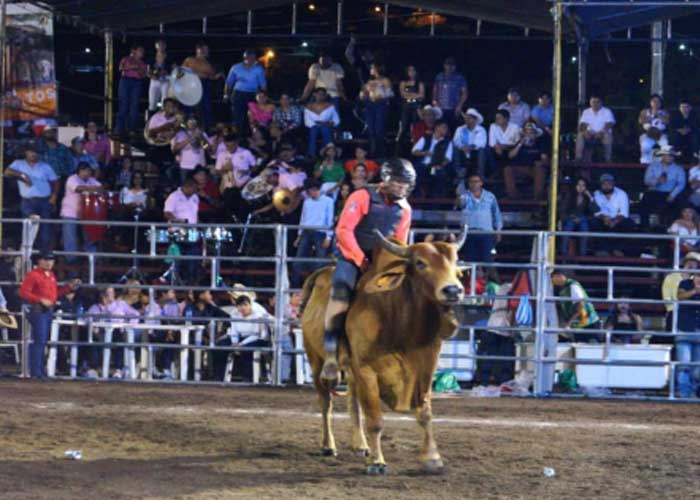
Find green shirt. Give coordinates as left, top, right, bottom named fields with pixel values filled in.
left=558, top=278, right=599, bottom=328
left=314, top=160, right=345, bottom=183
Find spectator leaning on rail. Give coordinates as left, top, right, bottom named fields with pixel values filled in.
left=638, top=145, right=686, bottom=229
left=551, top=271, right=602, bottom=343
left=19, top=251, right=80, bottom=379
left=590, top=173, right=636, bottom=257
left=456, top=173, right=503, bottom=264
left=576, top=94, right=615, bottom=162
left=675, top=270, right=700, bottom=398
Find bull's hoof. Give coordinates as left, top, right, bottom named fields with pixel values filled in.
left=354, top=448, right=370, bottom=458
left=422, top=458, right=445, bottom=474
left=320, top=447, right=337, bottom=457
left=366, top=463, right=387, bottom=476
left=320, top=359, right=339, bottom=385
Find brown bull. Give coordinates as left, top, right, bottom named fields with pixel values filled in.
left=301, top=229, right=466, bottom=475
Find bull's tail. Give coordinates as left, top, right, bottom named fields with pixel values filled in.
left=299, top=266, right=331, bottom=317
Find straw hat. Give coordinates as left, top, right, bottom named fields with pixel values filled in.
left=0, top=309, right=18, bottom=329
left=227, top=283, right=257, bottom=302
left=653, top=145, right=680, bottom=157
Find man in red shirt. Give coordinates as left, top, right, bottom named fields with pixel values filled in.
left=19, top=252, right=79, bottom=378
left=320, top=158, right=415, bottom=383
left=115, top=45, right=147, bottom=137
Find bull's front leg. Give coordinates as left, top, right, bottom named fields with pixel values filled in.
left=347, top=380, right=369, bottom=456
left=319, top=390, right=337, bottom=456
left=355, top=367, right=386, bottom=475
left=416, top=395, right=444, bottom=473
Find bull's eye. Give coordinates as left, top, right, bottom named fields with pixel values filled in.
left=415, top=259, right=427, bottom=271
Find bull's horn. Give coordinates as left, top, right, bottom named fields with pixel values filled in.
left=452, top=225, right=469, bottom=252
left=373, top=229, right=411, bottom=258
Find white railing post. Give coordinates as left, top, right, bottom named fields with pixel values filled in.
left=273, top=225, right=287, bottom=386
left=533, top=231, right=549, bottom=396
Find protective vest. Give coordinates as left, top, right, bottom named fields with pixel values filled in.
left=354, top=186, right=405, bottom=253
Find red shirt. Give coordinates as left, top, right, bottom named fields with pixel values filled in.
left=197, top=179, right=220, bottom=213
left=336, top=189, right=411, bottom=267
left=411, top=121, right=433, bottom=143
left=119, top=56, right=147, bottom=79
left=19, top=267, right=71, bottom=305
left=344, top=159, right=379, bottom=178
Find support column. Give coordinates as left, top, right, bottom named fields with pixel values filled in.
left=651, top=21, right=665, bottom=96
left=548, top=0, right=563, bottom=262
left=577, top=39, right=588, bottom=113
left=103, top=30, right=113, bottom=134
left=0, top=0, right=7, bottom=243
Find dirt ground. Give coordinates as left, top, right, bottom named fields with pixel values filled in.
left=1, top=381, right=700, bottom=500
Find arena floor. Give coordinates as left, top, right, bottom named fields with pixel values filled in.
left=1, top=381, right=699, bottom=500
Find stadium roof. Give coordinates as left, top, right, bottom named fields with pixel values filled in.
left=33, top=0, right=700, bottom=40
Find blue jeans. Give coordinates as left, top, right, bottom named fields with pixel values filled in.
left=292, top=231, right=329, bottom=288
left=116, top=77, right=143, bottom=134
left=464, top=234, right=495, bottom=263
left=28, top=307, right=52, bottom=378
left=62, top=217, right=97, bottom=264
left=308, top=125, right=333, bottom=157
left=363, top=100, right=388, bottom=158
left=676, top=340, right=700, bottom=397
left=231, top=90, right=256, bottom=133
left=21, top=197, right=52, bottom=254
left=561, top=215, right=590, bottom=256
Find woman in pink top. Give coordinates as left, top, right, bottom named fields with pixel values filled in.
left=83, top=121, right=112, bottom=166
left=247, top=91, right=276, bottom=130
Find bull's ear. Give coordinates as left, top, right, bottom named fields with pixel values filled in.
left=363, top=272, right=406, bottom=294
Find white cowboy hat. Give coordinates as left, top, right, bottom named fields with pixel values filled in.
left=462, top=108, right=483, bottom=125
left=523, top=121, right=544, bottom=137
left=420, top=105, right=443, bottom=120
left=227, top=283, right=257, bottom=302
left=653, top=145, right=680, bottom=157
left=0, top=309, right=17, bottom=329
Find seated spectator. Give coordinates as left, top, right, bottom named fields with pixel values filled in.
left=497, top=87, right=531, bottom=128
left=604, top=298, right=643, bottom=343
left=503, top=122, right=548, bottom=200
left=675, top=272, right=700, bottom=398
left=247, top=90, right=275, bottom=130
left=270, top=94, right=302, bottom=144
left=560, top=178, right=598, bottom=257
left=396, top=65, right=425, bottom=145
left=246, top=126, right=272, bottom=166
left=639, top=94, right=670, bottom=164
left=360, top=63, right=393, bottom=158
left=411, top=119, right=454, bottom=198
left=575, top=94, right=615, bottom=162
left=551, top=272, right=602, bottom=343
left=431, top=56, right=467, bottom=126
left=349, top=163, right=368, bottom=190
left=687, top=154, right=700, bottom=211
left=488, top=109, right=521, bottom=171
left=344, top=145, right=379, bottom=179
left=150, top=288, right=182, bottom=380
left=300, top=52, right=346, bottom=112
left=83, top=121, right=112, bottom=167
left=590, top=173, right=636, bottom=256
left=457, top=174, right=502, bottom=263
left=668, top=206, right=700, bottom=254
left=291, top=179, right=334, bottom=287
left=411, top=105, right=439, bottom=144
left=452, top=108, right=487, bottom=178
left=670, top=98, right=699, bottom=162
left=304, top=88, right=340, bottom=158
left=171, top=117, right=208, bottom=184
left=638, top=145, right=686, bottom=228
left=192, top=166, right=221, bottom=222
left=114, top=156, right=133, bottom=190
left=60, top=163, right=103, bottom=264
left=531, top=91, right=554, bottom=150
left=313, top=142, right=345, bottom=196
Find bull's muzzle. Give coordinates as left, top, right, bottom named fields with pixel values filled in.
left=441, top=285, right=464, bottom=303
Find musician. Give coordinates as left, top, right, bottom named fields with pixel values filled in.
left=148, top=97, right=180, bottom=140
left=216, top=134, right=256, bottom=219
left=147, top=39, right=172, bottom=115
left=163, top=178, right=200, bottom=284
left=182, top=43, right=224, bottom=131
left=192, top=166, right=221, bottom=222
left=171, top=117, right=209, bottom=184
left=224, top=49, right=267, bottom=135
left=60, top=162, right=103, bottom=264
left=252, top=163, right=307, bottom=220
left=19, top=251, right=80, bottom=379
left=115, top=45, right=147, bottom=138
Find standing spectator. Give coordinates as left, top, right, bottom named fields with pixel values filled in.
left=163, top=179, right=200, bottom=284
left=292, top=179, right=334, bottom=287
left=670, top=99, right=699, bottom=162
left=344, top=36, right=374, bottom=88
left=224, top=49, right=267, bottom=135
left=19, top=252, right=79, bottom=379
left=271, top=94, right=302, bottom=144
left=675, top=272, right=700, bottom=398
left=115, top=45, right=147, bottom=138
left=411, top=105, right=440, bottom=144
left=344, top=146, right=379, bottom=180
left=396, top=65, right=425, bottom=146
left=360, top=63, right=393, bottom=159
left=171, top=117, right=209, bottom=183
left=452, top=108, right=487, bottom=178
left=488, top=109, right=521, bottom=171
left=531, top=91, right=554, bottom=150
left=147, top=39, right=172, bottom=115
left=503, top=122, right=548, bottom=200
left=83, top=121, right=112, bottom=167
left=638, top=94, right=670, bottom=164
left=304, top=88, right=340, bottom=158
left=457, top=174, right=502, bottom=263
left=60, top=163, right=103, bottom=264
left=37, top=126, right=73, bottom=178
left=431, top=57, right=468, bottom=126
left=638, top=146, right=686, bottom=228
left=575, top=94, right=615, bottom=162
left=560, top=178, right=598, bottom=257
left=551, top=272, right=601, bottom=342
left=498, top=87, right=531, bottom=127
left=182, top=43, right=223, bottom=131
left=411, top=120, right=454, bottom=198
left=604, top=299, right=643, bottom=343
left=668, top=207, right=700, bottom=254
left=590, top=174, right=636, bottom=256
left=247, top=91, right=276, bottom=131
left=4, top=145, right=58, bottom=253
left=300, top=53, right=346, bottom=112
left=69, top=137, right=99, bottom=174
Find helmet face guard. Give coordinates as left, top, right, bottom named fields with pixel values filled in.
left=380, top=158, right=416, bottom=198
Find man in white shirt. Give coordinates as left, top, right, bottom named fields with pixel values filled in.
left=60, top=162, right=103, bottom=264
left=291, top=179, right=334, bottom=287
left=488, top=108, right=521, bottom=171
left=224, top=295, right=272, bottom=381
left=453, top=108, right=487, bottom=177
left=576, top=95, right=615, bottom=162
left=300, top=53, right=346, bottom=112
left=163, top=179, right=200, bottom=283
left=687, top=156, right=700, bottom=210
left=590, top=173, right=636, bottom=255
left=170, top=117, right=209, bottom=184
left=216, top=134, right=257, bottom=219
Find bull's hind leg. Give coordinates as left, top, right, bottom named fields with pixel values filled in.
left=346, top=379, right=369, bottom=456
left=311, top=354, right=337, bottom=457
left=355, top=367, right=387, bottom=475
left=416, top=397, right=444, bottom=473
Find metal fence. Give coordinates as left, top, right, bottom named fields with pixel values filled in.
left=1, top=217, right=700, bottom=401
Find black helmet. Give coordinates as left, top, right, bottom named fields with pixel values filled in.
left=380, top=158, right=416, bottom=188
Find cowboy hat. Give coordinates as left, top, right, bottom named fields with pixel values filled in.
left=462, top=108, right=483, bottom=125
left=0, top=309, right=18, bottom=329
left=420, top=105, right=443, bottom=120
left=653, top=145, right=680, bottom=157
left=523, top=121, right=543, bottom=137
left=227, top=283, right=257, bottom=302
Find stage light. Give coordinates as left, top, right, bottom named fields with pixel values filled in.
left=84, top=47, right=91, bottom=54
left=374, top=5, right=382, bottom=13
left=639, top=78, right=645, bottom=84
left=679, top=43, right=687, bottom=51
left=571, top=56, right=577, bottom=63
left=266, top=50, right=275, bottom=58
left=308, top=3, right=316, bottom=11
left=301, top=41, right=309, bottom=47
